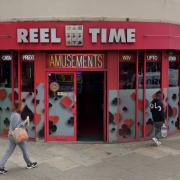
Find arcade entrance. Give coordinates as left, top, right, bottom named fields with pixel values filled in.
left=46, top=71, right=106, bottom=142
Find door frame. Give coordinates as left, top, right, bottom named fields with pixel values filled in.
left=76, top=71, right=107, bottom=142
left=45, top=71, right=77, bottom=142
left=45, top=69, right=107, bottom=142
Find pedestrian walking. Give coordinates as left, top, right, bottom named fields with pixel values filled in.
left=0, top=100, right=37, bottom=175
left=150, top=91, right=165, bottom=146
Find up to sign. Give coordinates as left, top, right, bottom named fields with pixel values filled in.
left=146, top=53, right=161, bottom=62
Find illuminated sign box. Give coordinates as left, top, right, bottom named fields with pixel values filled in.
left=47, top=54, right=105, bottom=68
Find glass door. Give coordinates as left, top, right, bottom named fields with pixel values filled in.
left=46, top=72, right=76, bottom=141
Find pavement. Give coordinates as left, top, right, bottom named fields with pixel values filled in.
left=1, top=136, right=180, bottom=180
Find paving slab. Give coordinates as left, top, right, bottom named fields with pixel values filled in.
left=1, top=135, right=180, bottom=179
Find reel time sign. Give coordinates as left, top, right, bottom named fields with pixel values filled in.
left=17, top=26, right=136, bottom=45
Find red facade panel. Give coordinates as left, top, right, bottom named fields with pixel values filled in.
left=107, top=52, right=119, bottom=89
left=0, top=22, right=180, bottom=50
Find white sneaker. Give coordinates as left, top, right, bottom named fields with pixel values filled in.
left=157, top=140, right=162, bottom=146
left=152, top=137, right=159, bottom=145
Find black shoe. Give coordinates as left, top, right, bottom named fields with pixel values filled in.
left=27, top=162, right=38, bottom=169
left=0, top=168, right=8, bottom=175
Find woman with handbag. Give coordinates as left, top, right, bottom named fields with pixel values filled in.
left=0, top=100, right=37, bottom=175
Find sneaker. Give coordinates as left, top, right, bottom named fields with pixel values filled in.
left=152, top=137, right=159, bottom=146
left=0, top=168, right=8, bottom=175
left=27, top=162, right=38, bottom=169
left=157, top=140, right=162, bottom=146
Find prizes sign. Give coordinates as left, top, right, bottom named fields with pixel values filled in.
left=47, top=54, right=105, bottom=68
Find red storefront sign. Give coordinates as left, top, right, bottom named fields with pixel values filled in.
left=47, top=54, right=105, bottom=68
left=0, top=22, right=180, bottom=50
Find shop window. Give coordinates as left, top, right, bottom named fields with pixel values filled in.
left=13, top=57, right=19, bottom=101
left=22, top=62, right=34, bottom=92
left=169, top=57, right=179, bottom=87
left=145, top=51, right=162, bottom=137
left=138, top=51, right=144, bottom=137
left=146, top=62, right=161, bottom=88
left=21, top=59, right=35, bottom=139
left=168, top=52, right=179, bottom=132
left=118, top=52, right=136, bottom=140
left=0, top=53, right=13, bottom=136
left=119, top=63, right=136, bottom=89
left=138, top=51, right=144, bottom=89
left=0, top=61, right=11, bottom=88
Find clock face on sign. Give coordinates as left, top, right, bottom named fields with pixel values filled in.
left=50, top=82, right=60, bottom=93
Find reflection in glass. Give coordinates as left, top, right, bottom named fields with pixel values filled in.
left=168, top=58, right=179, bottom=132
left=119, top=62, right=136, bottom=139
left=145, top=55, right=161, bottom=137
left=138, top=51, right=144, bottom=137
left=146, top=62, right=161, bottom=89
left=21, top=61, right=35, bottom=138
left=119, top=63, right=136, bottom=89
left=0, top=62, right=11, bottom=88
left=22, top=62, right=34, bottom=92
left=48, top=73, right=75, bottom=137
left=0, top=61, right=12, bottom=136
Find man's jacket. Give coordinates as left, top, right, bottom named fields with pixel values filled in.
left=150, top=99, right=165, bottom=122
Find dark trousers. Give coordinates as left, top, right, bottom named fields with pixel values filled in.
left=154, top=122, right=163, bottom=140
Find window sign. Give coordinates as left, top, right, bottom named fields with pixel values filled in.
left=22, top=54, right=35, bottom=61
left=0, top=54, right=13, bottom=61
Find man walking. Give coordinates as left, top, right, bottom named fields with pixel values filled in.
left=150, top=91, right=165, bottom=146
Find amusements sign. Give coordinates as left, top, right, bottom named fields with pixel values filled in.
left=47, top=54, right=105, bottom=68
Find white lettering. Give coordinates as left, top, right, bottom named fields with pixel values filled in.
left=147, top=55, right=158, bottom=61
left=1, top=55, right=12, bottom=61
left=101, top=28, right=107, bottom=43
left=17, top=28, right=61, bottom=43
left=89, top=28, right=100, bottom=43
left=51, top=28, right=61, bottom=43
left=40, top=28, right=50, bottom=43
left=109, top=29, right=126, bottom=43
left=17, top=29, right=28, bottom=43
left=29, top=28, right=38, bottom=43
left=168, top=56, right=177, bottom=62
left=22, top=55, right=35, bottom=61
left=127, top=28, right=136, bottom=43
left=122, top=55, right=131, bottom=61
left=89, top=28, right=136, bottom=44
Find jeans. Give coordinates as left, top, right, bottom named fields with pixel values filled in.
left=0, top=135, right=32, bottom=168
left=154, top=122, right=163, bottom=140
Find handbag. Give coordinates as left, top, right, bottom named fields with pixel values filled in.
left=12, top=128, right=29, bottom=143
